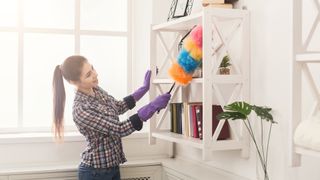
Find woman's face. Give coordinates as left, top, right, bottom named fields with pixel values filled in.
left=76, top=62, right=99, bottom=90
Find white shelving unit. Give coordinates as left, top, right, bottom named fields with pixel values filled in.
left=149, top=7, right=250, bottom=160
left=290, top=0, right=320, bottom=166
left=291, top=54, right=320, bottom=166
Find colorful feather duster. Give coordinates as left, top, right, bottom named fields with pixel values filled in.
left=168, top=25, right=203, bottom=86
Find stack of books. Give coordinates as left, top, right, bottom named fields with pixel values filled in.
left=202, top=0, right=233, bottom=9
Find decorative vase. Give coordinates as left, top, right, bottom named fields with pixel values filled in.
left=219, top=67, right=230, bottom=75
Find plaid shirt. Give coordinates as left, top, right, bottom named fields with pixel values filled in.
left=73, top=86, right=142, bottom=168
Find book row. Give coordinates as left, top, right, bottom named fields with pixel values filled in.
left=170, top=103, right=230, bottom=140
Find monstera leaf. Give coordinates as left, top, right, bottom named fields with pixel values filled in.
left=217, top=101, right=252, bottom=121
left=251, top=105, right=275, bottom=123
left=216, top=101, right=275, bottom=123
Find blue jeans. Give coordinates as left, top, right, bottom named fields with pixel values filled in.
left=78, top=164, right=120, bottom=180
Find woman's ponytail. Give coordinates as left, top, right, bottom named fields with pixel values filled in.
left=52, top=55, right=87, bottom=141
left=52, top=65, right=66, bottom=140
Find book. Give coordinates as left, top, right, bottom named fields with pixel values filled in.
left=170, top=103, right=185, bottom=134
left=170, top=104, right=173, bottom=132
left=172, top=104, right=177, bottom=133
left=191, top=105, right=199, bottom=138
left=183, top=102, right=189, bottom=137
left=206, top=3, right=233, bottom=9
left=195, top=105, right=203, bottom=139
left=202, top=0, right=224, bottom=4
left=177, top=103, right=182, bottom=134
left=189, top=105, right=193, bottom=137
left=212, top=105, right=230, bottom=140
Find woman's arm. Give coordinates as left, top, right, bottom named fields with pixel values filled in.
left=73, top=104, right=142, bottom=137
left=99, top=87, right=136, bottom=115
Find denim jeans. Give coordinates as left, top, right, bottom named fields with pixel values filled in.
left=78, top=164, right=120, bottom=180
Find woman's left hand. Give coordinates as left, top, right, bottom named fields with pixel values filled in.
left=132, top=70, right=151, bottom=102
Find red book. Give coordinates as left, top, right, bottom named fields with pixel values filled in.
left=212, top=105, right=230, bottom=140
left=192, top=105, right=199, bottom=138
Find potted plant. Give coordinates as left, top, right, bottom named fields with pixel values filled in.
left=219, top=55, right=231, bottom=75
left=216, top=101, right=276, bottom=180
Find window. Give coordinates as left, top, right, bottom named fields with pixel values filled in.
left=0, top=0, right=131, bottom=132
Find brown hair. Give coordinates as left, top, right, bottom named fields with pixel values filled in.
left=52, top=55, right=87, bottom=140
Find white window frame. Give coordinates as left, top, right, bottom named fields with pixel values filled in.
left=0, top=0, right=133, bottom=134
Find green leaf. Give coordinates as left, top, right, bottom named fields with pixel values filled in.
left=251, top=105, right=276, bottom=123
left=216, top=111, right=247, bottom=120
left=219, top=55, right=232, bottom=68
left=224, top=101, right=252, bottom=117
left=216, top=101, right=276, bottom=124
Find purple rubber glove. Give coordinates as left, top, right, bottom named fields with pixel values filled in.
left=132, top=70, right=151, bottom=102
left=137, top=93, right=171, bottom=121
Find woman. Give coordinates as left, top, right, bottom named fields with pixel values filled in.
left=52, top=55, right=171, bottom=180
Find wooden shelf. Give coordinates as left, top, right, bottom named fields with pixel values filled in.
left=295, top=147, right=320, bottom=158
left=152, top=78, right=202, bottom=84
left=152, top=13, right=202, bottom=31
left=210, top=140, right=244, bottom=151
left=152, top=131, right=203, bottom=149
left=152, top=75, right=245, bottom=85
left=296, top=53, right=320, bottom=63
left=213, top=75, right=246, bottom=84
left=152, top=131, right=243, bottom=151
left=152, top=8, right=247, bottom=32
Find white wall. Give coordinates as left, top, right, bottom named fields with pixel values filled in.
left=245, top=0, right=292, bottom=179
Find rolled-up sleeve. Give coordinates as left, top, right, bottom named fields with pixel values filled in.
left=73, top=104, right=141, bottom=137
left=129, top=114, right=143, bottom=131
left=123, top=95, right=136, bottom=109
left=107, top=95, right=135, bottom=115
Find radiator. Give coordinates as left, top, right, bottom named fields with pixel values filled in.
left=0, top=165, right=161, bottom=180
left=122, top=177, right=151, bottom=180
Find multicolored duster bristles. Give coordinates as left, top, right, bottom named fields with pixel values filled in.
left=168, top=25, right=203, bottom=85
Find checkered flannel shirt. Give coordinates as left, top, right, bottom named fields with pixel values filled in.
left=73, top=86, right=143, bottom=168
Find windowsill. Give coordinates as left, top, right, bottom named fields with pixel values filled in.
left=0, top=161, right=80, bottom=175
left=0, top=131, right=148, bottom=144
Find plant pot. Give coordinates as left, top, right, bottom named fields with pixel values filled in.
left=219, top=68, right=230, bottom=75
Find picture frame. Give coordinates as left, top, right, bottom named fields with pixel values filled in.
left=167, top=0, right=194, bottom=21
left=173, top=0, right=189, bottom=18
